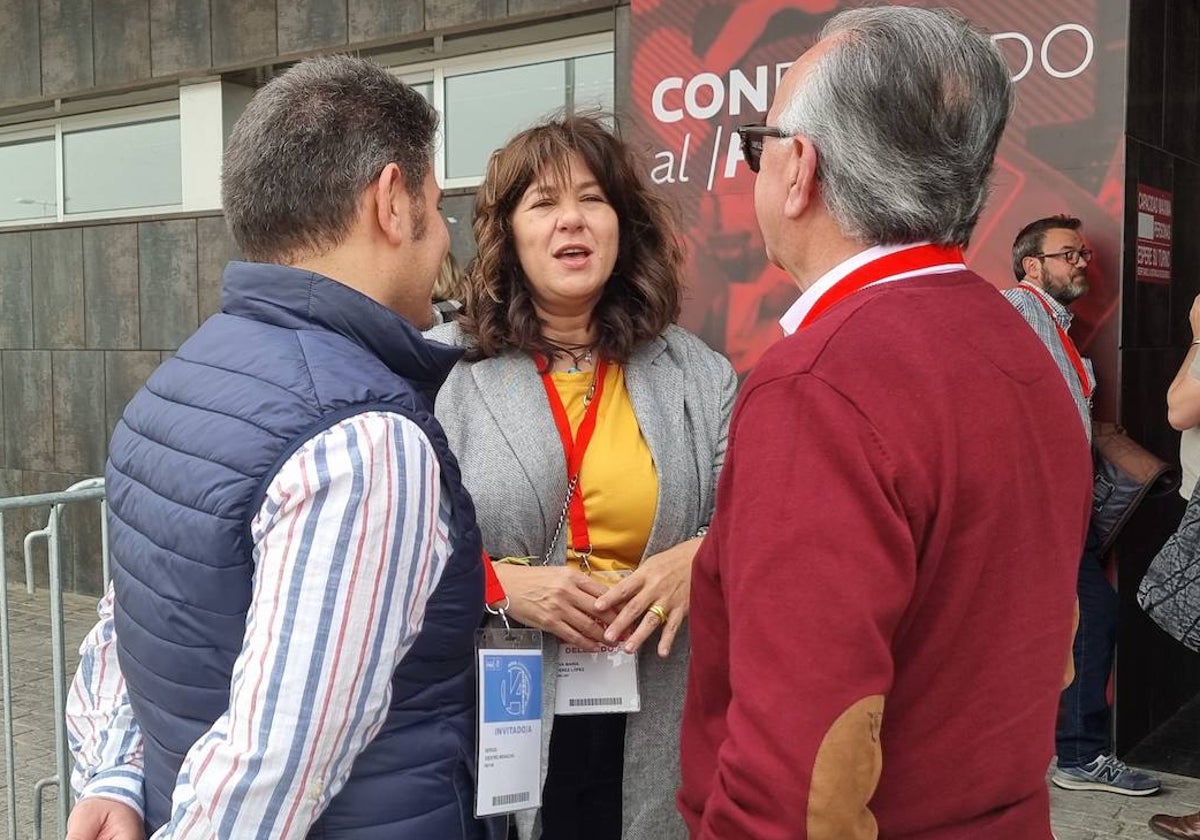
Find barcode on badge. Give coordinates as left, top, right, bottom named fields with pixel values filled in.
left=492, top=792, right=531, bottom=807
left=568, top=697, right=623, bottom=708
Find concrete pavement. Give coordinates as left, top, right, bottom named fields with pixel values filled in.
left=0, top=585, right=96, bottom=840
left=1052, top=770, right=1200, bottom=839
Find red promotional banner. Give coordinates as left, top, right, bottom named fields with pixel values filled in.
left=629, top=0, right=1127, bottom=421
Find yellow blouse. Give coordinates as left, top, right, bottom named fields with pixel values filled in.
left=550, top=364, right=659, bottom=582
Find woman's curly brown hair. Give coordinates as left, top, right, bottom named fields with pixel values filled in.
left=458, top=114, right=684, bottom=365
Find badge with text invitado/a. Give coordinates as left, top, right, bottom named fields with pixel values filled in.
left=476, top=628, right=543, bottom=818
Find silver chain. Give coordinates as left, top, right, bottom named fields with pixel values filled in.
left=545, top=474, right=579, bottom=564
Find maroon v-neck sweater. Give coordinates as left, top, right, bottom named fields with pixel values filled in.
left=680, top=269, right=1091, bottom=840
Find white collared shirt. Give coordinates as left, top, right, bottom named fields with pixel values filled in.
left=778, top=242, right=966, bottom=335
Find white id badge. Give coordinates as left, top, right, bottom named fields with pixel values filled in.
left=475, top=627, right=543, bottom=818
left=554, top=641, right=641, bottom=715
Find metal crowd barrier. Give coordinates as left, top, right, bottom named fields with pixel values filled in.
left=0, top=478, right=108, bottom=840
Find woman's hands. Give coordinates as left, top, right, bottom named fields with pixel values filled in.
left=493, top=536, right=703, bottom=657
left=1168, top=293, right=1200, bottom=430
left=594, top=537, right=702, bottom=658
left=492, top=563, right=619, bottom=650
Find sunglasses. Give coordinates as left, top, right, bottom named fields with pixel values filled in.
left=1035, top=248, right=1093, bottom=267
left=736, top=124, right=789, bottom=173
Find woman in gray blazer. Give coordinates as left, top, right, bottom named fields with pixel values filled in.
left=427, top=115, right=735, bottom=840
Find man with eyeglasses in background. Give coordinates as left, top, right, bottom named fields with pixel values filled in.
left=1005, top=215, right=1161, bottom=797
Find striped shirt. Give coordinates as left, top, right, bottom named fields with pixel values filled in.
left=66, top=411, right=453, bottom=838
left=1002, top=281, right=1095, bottom=442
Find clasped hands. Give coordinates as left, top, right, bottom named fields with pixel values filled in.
left=491, top=538, right=701, bottom=658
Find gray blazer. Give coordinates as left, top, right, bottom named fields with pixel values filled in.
left=426, top=321, right=736, bottom=840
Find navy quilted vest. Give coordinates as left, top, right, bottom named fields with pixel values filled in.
left=107, top=262, right=493, bottom=839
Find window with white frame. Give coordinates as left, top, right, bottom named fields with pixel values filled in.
left=412, top=81, right=434, bottom=103
left=0, top=101, right=185, bottom=225
left=63, top=116, right=182, bottom=214
left=394, top=34, right=615, bottom=188
left=0, top=134, right=56, bottom=221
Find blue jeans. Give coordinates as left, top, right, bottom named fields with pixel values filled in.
left=1056, top=529, right=1118, bottom=767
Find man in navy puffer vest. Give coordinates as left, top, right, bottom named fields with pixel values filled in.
left=65, top=56, right=501, bottom=840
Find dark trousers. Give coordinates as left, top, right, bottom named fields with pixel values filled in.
left=539, top=714, right=626, bottom=840
left=1057, top=529, right=1118, bottom=767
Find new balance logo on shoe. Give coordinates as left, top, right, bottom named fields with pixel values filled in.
left=1052, top=754, right=1162, bottom=796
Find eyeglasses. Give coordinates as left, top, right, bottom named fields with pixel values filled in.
left=736, top=124, right=789, bottom=173
left=1035, top=248, right=1093, bottom=266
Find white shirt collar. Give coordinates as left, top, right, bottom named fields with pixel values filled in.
left=778, top=241, right=965, bottom=336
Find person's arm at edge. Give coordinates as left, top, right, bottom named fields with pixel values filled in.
left=1167, top=295, right=1200, bottom=430
left=159, top=411, right=449, bottom=839
left=65, top=585, right=146, bottom=840
left=708, top=351, right=739, bottom=519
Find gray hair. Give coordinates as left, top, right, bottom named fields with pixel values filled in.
left=222, top=54, right=439, bottom=263
left=776, top=5, right=1012, bottom=247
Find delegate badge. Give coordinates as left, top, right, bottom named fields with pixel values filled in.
left=554, top=640, right=641, bottom=715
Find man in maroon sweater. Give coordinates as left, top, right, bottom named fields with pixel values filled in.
left=679, top=7, right=1093, bottom=840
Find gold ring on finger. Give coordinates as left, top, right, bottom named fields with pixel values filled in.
left=646, top=603, right=669, bottom=624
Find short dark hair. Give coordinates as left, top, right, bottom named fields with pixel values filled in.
left=222, top=54, right=439, bottom=264
left=459, top=114, right=684, bottom=365
left=1011, top=215, right=1082, bottom=280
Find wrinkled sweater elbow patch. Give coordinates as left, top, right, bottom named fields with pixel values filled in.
left=807, top=695, right=885, bottom=840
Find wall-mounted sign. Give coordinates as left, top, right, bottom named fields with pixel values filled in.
left=1135, top=184, right=1172, bottom=284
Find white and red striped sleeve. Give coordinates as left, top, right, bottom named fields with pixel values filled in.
left=155, top=410, right=453, bottom=840
left=66, top=584, right=146, bottom=815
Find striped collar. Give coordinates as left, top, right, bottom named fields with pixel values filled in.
left=1016, top=280, right=1074, bottom=330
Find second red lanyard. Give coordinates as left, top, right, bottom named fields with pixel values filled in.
left=1017, top=286, right=1094, bottom=399
left=540, top=360, right=609, bottom=557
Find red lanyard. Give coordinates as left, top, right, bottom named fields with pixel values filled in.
left=482, top=550, right=506, bottom=607
left=800, top=243, right=965, bottom=329
left=1016, top=286, right=1094, bottom=399
left=539, top=360, right=610, bottom=557
left=481, top=359, right=609, bottom=606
